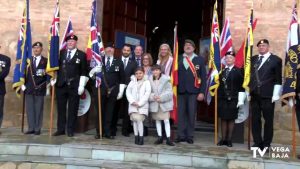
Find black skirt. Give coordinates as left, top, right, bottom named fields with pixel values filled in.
left=217, top=98, right=239, bottom=120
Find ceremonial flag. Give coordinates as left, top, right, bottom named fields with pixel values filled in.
left=208, top=1, right=221, bottom=96
left=46, top=0, right=60, bottom=78
left=281, top=2, right=300, bottom=105
left=12, top=0, right=32, bottom=96
left=242, top=7, right=254, bottom=92
left=87, top=0, right=105, bottom=87
left=220, top=18, right=233, bottom=66
left=170, top=23, right=179, bottom=124
left=60, top=16, right=73, bottom=51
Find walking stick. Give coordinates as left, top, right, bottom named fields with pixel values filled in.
left=21, top=93, right=26, bottom=133
left=98, top=87, right=103, bottom=139
left=214, top=91, right=218, bottom=145
left=49, top=85, right=55, bottom=136
left=248, top=104, right=252, bottom=150
left=292, top=97, right=297, bottom=159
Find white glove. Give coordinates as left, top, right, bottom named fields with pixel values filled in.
left=21, top=85, right=26, bottom=92
left=245, top=91, right=251, bottom=101
left=272, top=85, right=282, bottom=103
left=50, top=78, right=57, bottom=86
left=46, top=84, right=50, bottom=96
left=288, top=97, right=294, bottom=107
left=89, top=66, right=102, bottom=78
left=237, top=92, right=246, bottom=108
left=117, top=84, right=127, bottom=100
left=78, top=76, right=89, bottom=95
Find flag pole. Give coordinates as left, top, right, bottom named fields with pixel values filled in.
left=248, top=102, right=252, bottom=150
left=214, top=91, right=218, bottom=145
left=98, top=87, right=103, bottom=139
left=49, top=85, right=55, bottom=136
left=21, top=92, right=25, bottom=133
left=292, top=97, right=297, bottom=158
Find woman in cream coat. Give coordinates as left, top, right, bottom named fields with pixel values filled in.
left=149, top=65, right=174, bottom=146
left=126, top=67, right=151, bottom=145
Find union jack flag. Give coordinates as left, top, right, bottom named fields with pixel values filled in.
left=46, top=0, right=60, bottom=78
left=220, top=18, right=233, bottom=66
left=87, top=0, right=105, bottom=87
left=60, top=16, right=73, bottom=51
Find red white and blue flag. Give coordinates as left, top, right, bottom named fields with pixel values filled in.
left=87, top=0, right=105, bottom=87
left=60, top=16, right=73, bottom=51
left=220, top=18, right=233, bottom=66
left=46, top=0, right=60, bottom=78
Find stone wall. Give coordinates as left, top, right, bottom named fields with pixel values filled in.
left=225, top=0, right=300, bottom=145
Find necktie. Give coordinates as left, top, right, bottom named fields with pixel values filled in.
left=123, top=58, right=127, bottom=69
left=66, top=51, right=71, bottom=62
left=225, top=68, right=230, bottom=79
left=256, top=55, right=264, bottom=69
left=106, top=58, right=111, bottom=72
left=136, top=58, right=141, bottom=66
left=33, top=57, right=36, bottom=68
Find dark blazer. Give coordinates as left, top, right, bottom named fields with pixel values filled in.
left=124, top=58, right=138, bottom=85
left=24, top=56, right=48, bottom=96
left=217, top=66, right=244, bottom=99
left=178, top=55, right=207, bottom=94
left=249, top=54, right=282, bottom=98
left=56, top=49, right=87, bottom=88
left=0, top=54, right=11, bottom=95
left=101, top=56, right=125, bottom=97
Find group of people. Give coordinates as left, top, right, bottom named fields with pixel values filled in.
left=0, top=34, right=299, bottom=150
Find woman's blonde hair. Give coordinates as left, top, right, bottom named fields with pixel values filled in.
left=158, top=43, right=172, bottom=64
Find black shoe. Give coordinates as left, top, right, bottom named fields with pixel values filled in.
left=154, top=137, right=163, bottom=145
left=135, top=136, right=139, bottom=145
left=227, top=140, right=233, bottom=147
left=52, top=131, right=65, bottom=136
left=104, top=134, right=114, bottom=139
left=67, top=133, right=74, bottom=137
left=95, top=134, right=100, bottom=139
left=297, top=155, right=300, bottom=159
left=166, top=137, right=175, bottom=146
left=186, top=139, right=194, bottom=144
left=34, top=130, right=41, bottom=135
left=174, top=137, right=186, bottom=143
left=138, top=136, right=144, bottom=145
left=217, top=140, right=225, bottom=146
left=24, top=130, right=34, bottom=135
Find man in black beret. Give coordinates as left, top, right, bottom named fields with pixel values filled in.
left=250, top=39, right=282, bottom=150
left=0, top=45, right=10, bottom=135
left=21, top=42, right=48, bottom=135
left=51, top=34, right=89, bottom=137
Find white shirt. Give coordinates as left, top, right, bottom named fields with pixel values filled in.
left=33, top=55, right=41, bottom=67
left=67, top=48, right=77, bottom=60
left=258, top=52, right=271, bottom=69
left=225, top=64, right=234, bottom=71
left=105, top=56, right=113, bottom=66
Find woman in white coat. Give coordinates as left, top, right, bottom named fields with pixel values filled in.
left=149, top=65, right=174, bottom=146
left=126, top=67, right=151, bottom=145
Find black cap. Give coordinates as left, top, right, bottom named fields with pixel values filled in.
left=32, top=42, right=43, bottom=48
left=225, top=51, right=235, bottom=57
left=66, top=35, right=78, bottom=41
left=105, top=42, right=115, bottom=48
left=184, top=39, right=196, bottom=48
left=257, top=39, right=269, bottom=47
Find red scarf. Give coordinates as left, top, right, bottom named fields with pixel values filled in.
left=185, top=56, right=201, bottom=88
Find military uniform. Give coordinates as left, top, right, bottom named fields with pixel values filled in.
left=250, top=40, right=282, bottom=148
left=0, top=53, right=10, bottom=129
left=54, top=35, right=88, bottom=137
left=23, top=43, right=48, bottom=134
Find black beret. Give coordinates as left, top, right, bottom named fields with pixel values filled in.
left=66, top=34, right=78, bottom=41
left=257, top=39, right=269, bottom=47
left=184, top=39, right=196, bottom=48
left=32, top=42, right=43, bottom=48
left=105, top=42, right=115, bottom=48
left=225, top=51, right=235, bottom=57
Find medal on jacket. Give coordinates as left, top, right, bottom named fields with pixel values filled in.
left=0, top=61, right=5, bottom=73
left=115, top=66, right=119, bottom=72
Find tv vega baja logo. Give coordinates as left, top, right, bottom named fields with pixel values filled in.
left=251, top=147, right=290, bottom=159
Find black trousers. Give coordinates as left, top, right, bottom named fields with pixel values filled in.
left=111, top=95, right=131, bottom=135
left=251, top=95, right=274, bottom=146
left=0, top=95, right=4, bottom=128
left=92, top=86, right=117, bottom=136
left=56, top=85, right=80, bottom=134
left=296, top=96, right=300, bottom=131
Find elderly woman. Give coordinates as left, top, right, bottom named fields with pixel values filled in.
left=157, top=43, right=173, bottom=76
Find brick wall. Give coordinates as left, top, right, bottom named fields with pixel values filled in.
left=225, top=0, right=300, bottom=145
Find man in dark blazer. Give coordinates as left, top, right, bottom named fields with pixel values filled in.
left=21, top=42, right=48, bottom=135
left=91, top=42, right=125, bottom=139
left=176, top=39, right=207, bottom=144
left=52, top=35, right=89, bottom=137
left=0, top=47, right=10, bottom=134
left=111, top=44, right=137, bottom=137
left=131, top=45, right=143, bottom=67
left=250, top=39, right=282, bottom=150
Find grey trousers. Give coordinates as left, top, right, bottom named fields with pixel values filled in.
left=25, top=95, right=44, bottom=132
left=0, top=95, right=4, bottom=128
left=177, top=94, right=197, bottom=139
